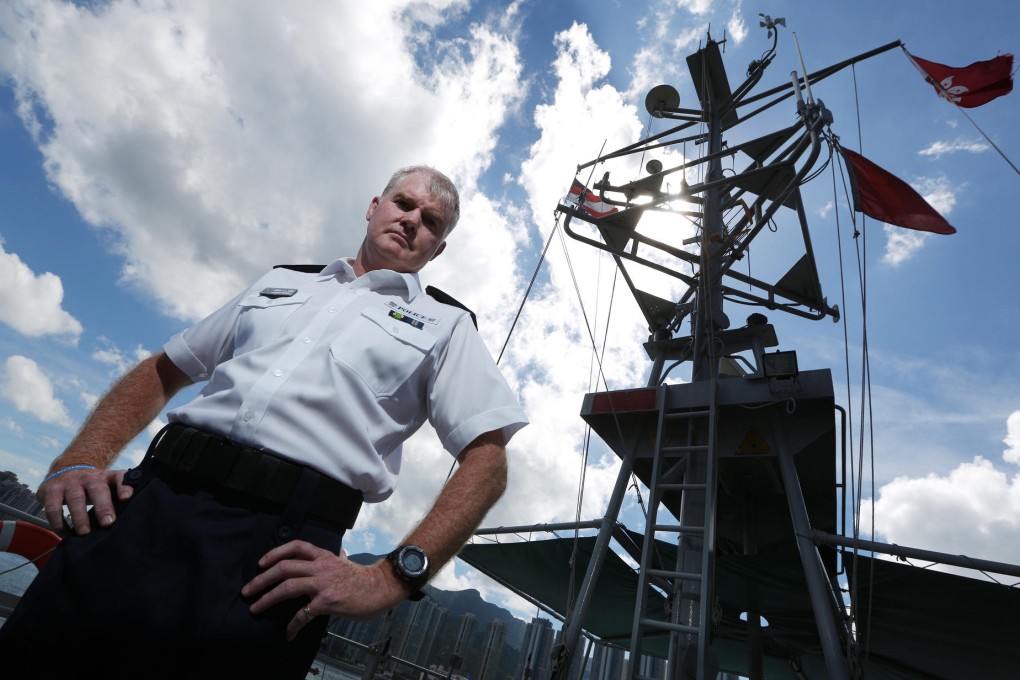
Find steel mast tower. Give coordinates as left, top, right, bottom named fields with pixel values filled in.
left=551, top=29, right=850, bottom=680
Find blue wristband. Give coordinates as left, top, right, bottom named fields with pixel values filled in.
left=43, top=464, right=97, bottom=483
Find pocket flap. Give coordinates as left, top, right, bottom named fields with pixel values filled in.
left=360, top=305, right=436, bottom=352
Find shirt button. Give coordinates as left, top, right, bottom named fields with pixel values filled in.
left=273, top=369, right=283, bottom=377
left=243, top=410, right=254, bottom=422
left=303, top=337, right=312, bottom=343
left=328, top=307, right=337, bottom=313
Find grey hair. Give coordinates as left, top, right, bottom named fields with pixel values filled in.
left=381, top=165, right=461, bottom=233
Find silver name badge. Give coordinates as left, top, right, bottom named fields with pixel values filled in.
left=259, top=287, right=299, bottom=299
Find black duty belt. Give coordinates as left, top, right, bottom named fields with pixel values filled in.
left=146, top=423, right=363, bottom=529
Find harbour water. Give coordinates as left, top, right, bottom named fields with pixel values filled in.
left=0, top=552, right=40, bottom=631
left=0, top=552, right=36, bottom=599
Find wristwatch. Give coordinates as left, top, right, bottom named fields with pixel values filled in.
left=386, top=545, right=430, bottom=600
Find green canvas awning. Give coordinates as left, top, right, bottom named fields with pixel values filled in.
left=459, top=538, right=1020, bottom=679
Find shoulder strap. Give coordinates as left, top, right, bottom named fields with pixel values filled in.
left=426, top=286, right=477, bottom=329
left=273, top=264, right=327, bottom=273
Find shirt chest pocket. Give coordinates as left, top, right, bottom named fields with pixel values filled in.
left=330, top=306, right=437, bottom=396
left=232, top=291, right=312, bottom=357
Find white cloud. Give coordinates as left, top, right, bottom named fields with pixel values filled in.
left=675, top=0, right=715, bottom=15
left=919, top=138, right=989, bottom=158
left=727, top=3, right=748, bottom=44
left=881, top=175, right=956, bottom=266
left=0, top=416, right=24, bottom=437
left=1004, top=410, right=1020, bottom=465
left=916, top=175, right=957, bottom=215
left=0, top=355, right=73, bottom=426
left=861, top=411, right=1020, bottom=576
left=91, top=339, right=152, bottom=375
left=0, top=240, right=82, bottom=340
left=862, top=456, right=1020, bottom=573
left=0, top=0, right=523, bottom=322
left=881, top=226, right=927, bottom=266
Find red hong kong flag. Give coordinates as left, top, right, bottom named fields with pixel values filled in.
left=840, top=148, right=955, bottom=235
left=565, top=179, right=619, bottom=219
left=908, top=51, right=1014, bottom=108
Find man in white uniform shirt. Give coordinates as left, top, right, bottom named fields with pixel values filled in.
left=0, top=166, right=528, bottom=679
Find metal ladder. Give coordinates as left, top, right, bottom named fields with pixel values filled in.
left=629, top=380, right=719, bottom=680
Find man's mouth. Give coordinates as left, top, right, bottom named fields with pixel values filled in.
left=387, top=231, right=411, bottom=247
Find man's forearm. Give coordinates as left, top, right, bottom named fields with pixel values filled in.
left=50, top=352, right=191, bottom=472
left=397, top=430, right=508, bottom=580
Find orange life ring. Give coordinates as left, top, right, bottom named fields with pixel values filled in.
left=0, top=520, right=61, bottom=569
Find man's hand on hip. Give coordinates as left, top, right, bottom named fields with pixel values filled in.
left=241, top=540, right=408, bottom=641
left=37, top=468, right=134, bottom=536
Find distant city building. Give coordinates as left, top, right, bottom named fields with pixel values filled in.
left=395, top=598, right=447, bottom=669
left=327, top=607, right=398, bottom=665
left=450, top=611, right=478, bottom=674
left=518, top=617, right=554, bottom=680
left=316, top=584, right=532, bottom=680
left=476, top=619, right=506, bottom=680
left=589, top=642, right=624, bottom=680
left=420, top=605, right=447, bottom=667
left=0, top=474, right=45, bottom=521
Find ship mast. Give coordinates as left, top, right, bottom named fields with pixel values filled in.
left=553, top=25, right=850, bottom=679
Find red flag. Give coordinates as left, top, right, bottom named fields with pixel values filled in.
left=565, top=179, right=618, bottom=218
left=909, top=51, right=1013, bottom=108
left=840, top=148, right=955, bottom=235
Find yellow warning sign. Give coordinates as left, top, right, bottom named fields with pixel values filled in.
left=737, top=430, right=771, bottom=455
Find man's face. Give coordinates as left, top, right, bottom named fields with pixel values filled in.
left=354, top=172, right=453, bottom=275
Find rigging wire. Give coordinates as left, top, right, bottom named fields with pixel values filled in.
left=497, top=212, right=561, bottom=366
left=950, top=103, right=1020, bottom=178
left=845, top=61, right=877, bottom=670
left=567, top=244, right=613, bottom=615
left=830, top=138, right=865, bottom=669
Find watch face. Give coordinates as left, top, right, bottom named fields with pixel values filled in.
left=402, top=552, right=425, bottom=573
left=398, top=546, right=429, bottom=578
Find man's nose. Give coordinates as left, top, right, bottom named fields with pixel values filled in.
left=400, top=210, right=421, bottom=233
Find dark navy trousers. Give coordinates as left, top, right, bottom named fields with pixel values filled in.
left=0, top=461, right=345, bottom=679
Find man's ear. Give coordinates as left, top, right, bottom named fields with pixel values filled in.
left=430, top=241, right=447, bottom=261
left=365, top=196, right=380, bottom=220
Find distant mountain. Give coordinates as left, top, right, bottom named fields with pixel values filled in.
left=349, top=553, right=526, bottom=649
left=426, top=586, right=526, bottom=649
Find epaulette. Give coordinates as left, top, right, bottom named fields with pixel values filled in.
left=273, top=264, right=326, bottom=273
left=426, top=286, right=477, bottom=329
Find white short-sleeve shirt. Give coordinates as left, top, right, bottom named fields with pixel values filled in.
left=164, top=259, right=528, bottom=502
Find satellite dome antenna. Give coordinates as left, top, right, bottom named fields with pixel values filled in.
left=645, top=84, right=681, bottom=118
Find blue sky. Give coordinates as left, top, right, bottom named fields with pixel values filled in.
left=0, top=0, right=1018, bottom=617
